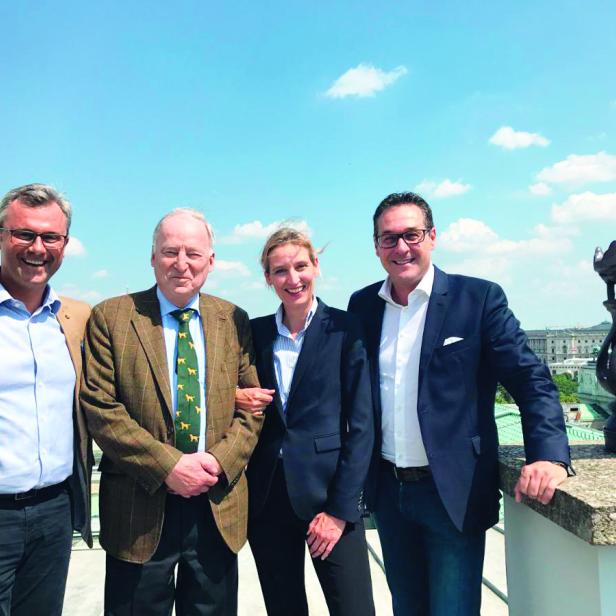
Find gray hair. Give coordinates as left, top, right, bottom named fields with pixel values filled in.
left=151, top=208, right=215, bottom=253
left=0, top=183, right=72, bottom=230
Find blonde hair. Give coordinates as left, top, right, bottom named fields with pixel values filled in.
left=260, top=227, right=318, bottom=273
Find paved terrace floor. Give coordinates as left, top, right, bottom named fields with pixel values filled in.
left=64, top=527, right=508, bottom=615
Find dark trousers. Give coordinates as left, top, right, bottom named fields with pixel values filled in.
left=0, top=487, right=72, bottom=616
left=248, top=462, right=375, bottom=616
left=105, top=494, right=237, bottom=616
left=374, top=464, right=486, bottom=616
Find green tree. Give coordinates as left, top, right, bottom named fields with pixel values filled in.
left=552, top=373, right=581, bottom=403
left=495, top=384, right=513, bottom=404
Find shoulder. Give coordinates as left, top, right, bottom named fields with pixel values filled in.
left=59, top=295, right=91, bottom=319
left=348, top=281, right=383, bottom=307
left=436, top=268, right=504, bottom=301
left=200, top=293, right=252, bottom=329
left=58, top=295, right=91, bottom=332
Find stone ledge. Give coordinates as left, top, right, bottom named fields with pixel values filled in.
left=499, top=443, right=616, bottom=545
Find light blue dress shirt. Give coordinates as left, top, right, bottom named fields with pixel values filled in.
left=0, top=282, right=75, bottom=493
left=157, top=288, right=207, bottom=452
left=272, top=296, right=318, bottom=412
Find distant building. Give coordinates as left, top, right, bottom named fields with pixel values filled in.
left=526, top=322, right=611, bottom=365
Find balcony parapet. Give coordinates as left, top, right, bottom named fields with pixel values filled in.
left=499, top=443, right=616, bottom=545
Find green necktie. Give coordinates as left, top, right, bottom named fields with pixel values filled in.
left=171, top=308, right=202, bottom=453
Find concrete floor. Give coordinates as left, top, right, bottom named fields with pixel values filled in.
left=64, top=527, right=508, bottom=615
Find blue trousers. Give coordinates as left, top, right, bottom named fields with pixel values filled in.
left=374, top=464, right=485, bottom=616
left=0, top=489, right=72, bottom=616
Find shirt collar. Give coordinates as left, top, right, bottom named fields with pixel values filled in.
left=378, top=263, right=435, bottom=307
left=156, top=287, right=201, bottom=318
left=0, top=277, right=60, bottom=314
left=274, top=296, right=318, bottom=338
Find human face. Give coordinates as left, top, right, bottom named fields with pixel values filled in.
left=264, top=243, right=319, bottom=313
left=0, top=199, right=68, bottom=309
left=151, top=214, right=214, bottom=307
left=374, top=204, right=436, bottom=303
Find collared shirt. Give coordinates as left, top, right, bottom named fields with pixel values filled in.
left=273, top=296, right=318, bottom=412
left=0, top=281, right=75, bottom=493
left=157, top=288, right=207, bottom=452
left=379, top=264, right=435, bottom=467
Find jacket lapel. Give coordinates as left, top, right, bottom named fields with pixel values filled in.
left=418, top=267, right=450, bottom=391
left=131, top=288, right=173, bottom=418
left=260, top=316, right=286, bottom=425
left=285, top=299, right=327, bottom=409
left=199, top=294, right=225, bottom=403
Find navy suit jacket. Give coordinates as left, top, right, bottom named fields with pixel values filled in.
left=246, top=300, right=374, bottom=523
left=348, top=267, right=571, bottom=533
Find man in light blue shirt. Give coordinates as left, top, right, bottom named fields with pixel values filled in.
left=0, top=184, right=92, bottom=616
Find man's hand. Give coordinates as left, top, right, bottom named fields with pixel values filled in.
left=165, top=453, right=219, bottom=498
left=306, top=512, right=346, bottom=560
left=514, top=461, right=568, bottom=505
left=235, top=387, right=275, bottom=415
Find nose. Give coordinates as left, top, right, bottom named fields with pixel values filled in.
left=28, top=236, right=46, bottom=252
left=173, top=251, right=189, bottom=270
left=287, top=268, right=300, bottom=285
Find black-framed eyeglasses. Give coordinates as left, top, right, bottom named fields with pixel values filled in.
left=376, top=228, right=431, bottom=249
left=0, top=227, right=68, bottom=246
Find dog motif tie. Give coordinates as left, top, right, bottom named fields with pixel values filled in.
left=171, top=309, right=202, bottom=452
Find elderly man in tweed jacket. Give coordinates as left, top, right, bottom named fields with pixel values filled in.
left=81, top=208, right=263, bottom=616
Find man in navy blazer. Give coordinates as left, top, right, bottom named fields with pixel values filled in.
left=348, top=192, right=571, bottom=616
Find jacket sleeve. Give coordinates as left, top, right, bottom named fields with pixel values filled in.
left=206, top=307, right=264, bottom=487
left=324, top=315, right=375, bottom=522
left=80, top=304, right=182, bottom=495
left=482, top=283, right=571, bottom=465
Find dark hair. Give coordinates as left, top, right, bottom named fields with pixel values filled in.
left=372, top=192, right=434, bottom=239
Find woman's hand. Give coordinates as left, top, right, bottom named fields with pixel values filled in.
left=235, top=387, right=275, bottom=415
left=306, top=512, right=346, bottom=560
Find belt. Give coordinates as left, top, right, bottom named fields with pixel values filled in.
left=381, top=459, right=431, bottom=482
left=0, top=480, right=68, bottom=506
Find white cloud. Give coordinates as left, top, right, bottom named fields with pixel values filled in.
left=92, top=269, right=109, bottom=279
left=213, top=260, right=251, bottom=277
left=219, top=219, right=311, bottom=245
left=551, top=192, right=616, bottom=225
left=489, top=126, right=550, bottom=150
left=529, top=182, right=552, bottom=196
left=325, top=63, right=407, bottom=99
left=415, top=179, right=471, bottom=199
left=58, top=283, right=102, bottom=303
left=439, top=218, right=571, bottom=256
left=537, top=152, right=616, bottom=185
left=64, top=236, right=86, bottom=257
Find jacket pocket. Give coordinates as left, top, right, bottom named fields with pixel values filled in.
left=314, top=433, right=341, bottom=453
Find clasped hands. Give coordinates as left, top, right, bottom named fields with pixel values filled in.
left=165, top=452, right=223, bottom=498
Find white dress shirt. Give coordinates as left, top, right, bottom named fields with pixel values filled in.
left=272, top=296, right=318, bottom=412
left=157, top=288, right=207, bottom=452
left=0, top=282, right=75, bottom=492
left=378, top=265, right=434, bottom=467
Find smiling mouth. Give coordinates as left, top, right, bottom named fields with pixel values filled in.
left=21, top=258, right=47, bottom=267
left=392, top=257, right=415, bottom=265
left=285, top=285, right=306, bottom=295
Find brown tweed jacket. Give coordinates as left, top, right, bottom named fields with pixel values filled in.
left=58, top=296, right=93, bottom=547
left=80, top=287, right=262, bottom=563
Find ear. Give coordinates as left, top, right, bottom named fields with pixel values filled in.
left=208, top=251, right=215, bottom=272
left=264, top=270, right=271, bottom=286
left=314, top=255, right=320, bottom=276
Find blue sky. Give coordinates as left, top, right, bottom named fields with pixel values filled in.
left=1, top=1, right=615, bottom=328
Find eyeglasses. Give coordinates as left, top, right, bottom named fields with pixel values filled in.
left=0, top=227, right=68, bottom=246
left=376, top=228, right=431, bottom=249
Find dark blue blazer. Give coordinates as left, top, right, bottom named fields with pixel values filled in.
left=246, top=300, right=374, bottom=523
left=348, top=267, right=571, bottom=533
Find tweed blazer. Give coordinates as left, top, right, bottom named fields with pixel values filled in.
left=80, top=286, right=262, bottom=563
left=57, top=296, right=93, bottom=547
